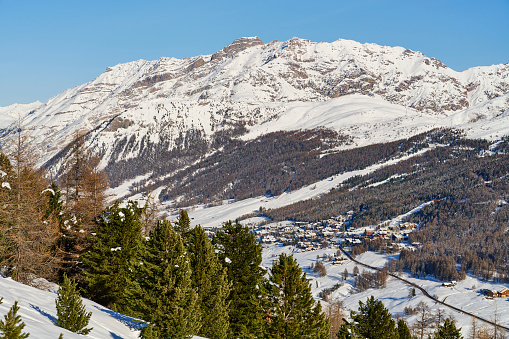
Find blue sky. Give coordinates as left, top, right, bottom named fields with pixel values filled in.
left=0, top=0, right=508, bottom=106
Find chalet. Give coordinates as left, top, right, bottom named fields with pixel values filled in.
left=499, top=288, right=509, bottom=297
left=305, top=232, right=317, bottom=239
left=261, top=235, right=276, bottom=243
left=392, top=233, right=404, bottom=241
left=487, top=288, right=509, bottom=298
left=483, top=288, right=509, bottom=298
left=322, top=231, right=335, bottom=237
left=487, top=290, right=498, bottom=298
left=442, top=281, right=457, bottom=288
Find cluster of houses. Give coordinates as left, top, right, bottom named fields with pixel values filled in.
left=251, top=214, right=353, bottom=250
left=441, top=283, right=509, bottom=299
left=484, top=288, right=509, bottom=299
left=246, top=212, right=419, bottom=252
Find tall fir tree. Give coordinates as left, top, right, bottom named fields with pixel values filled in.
left=213, top=220, right=265, bottom=339
left=432, top=318, right=463, bottom=339
left=81, top=201, right=144, bottom=312
left=348, top=296, right=396, bottom=339
left=127, top=220, right=201, bottom=339
left=174, top=210, right=191, bottom=238
left=0, top=300, right=29, bottom=339
left=397, top=319, right=411, bottom=339
left=186, top=225, right=230, bottom=339
left=336, top=320, right=361, bottom=339
left=264, top=253, right=330, bottom=339
left=55, top=274, right=93, bottom=335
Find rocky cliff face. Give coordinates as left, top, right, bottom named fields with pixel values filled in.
left=1, top=37, right=508, bottom=191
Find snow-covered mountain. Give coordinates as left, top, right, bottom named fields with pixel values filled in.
left=1, top=36, right=508, bottom=198
left=0, top=101, right=42, bottom=130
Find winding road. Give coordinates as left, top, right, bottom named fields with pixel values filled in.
left=337, top=246, right=509, bottom=333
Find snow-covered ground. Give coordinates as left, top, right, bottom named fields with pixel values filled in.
left=0, top=276, right=208, bottom=339
left=261, top=245, right=509, bottom=337
left=0, top=277, right=141, bottom=339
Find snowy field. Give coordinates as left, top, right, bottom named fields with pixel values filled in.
left=261, top=245, right=509, bottom=337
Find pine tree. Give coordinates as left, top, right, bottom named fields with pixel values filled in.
left=349, top=296, right=396, bottom=339
left=336, top=320, right=361, bottom=339
left=55, top=274, right=92, bottom=335
left=0, top=300, right=29, bottom=339
left=174, top=210, right=191, bottom=238
left=213, top=220, right=265, bottom=338
left=432, top=318, right=463, bottom=339
left=397, top=319, right=412, bottom=339
left=81, top=201, right=144, bottom=312
left=127, top=220, right=201, bottom=339
left=265, top=253, right=330, bottom=339
left=43, top=182, right=63, bottom=220
left=186, top=226, right=230, bottom=339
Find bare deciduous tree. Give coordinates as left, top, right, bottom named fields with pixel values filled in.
left=0, top=118, right=59, bottom=283
left=412, top=301, right=433, bottom=339
left=325, top=299, right=344, bottom=339
left=59, top=131, right=109, bottom=278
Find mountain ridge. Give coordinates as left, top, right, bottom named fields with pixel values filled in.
left=0, top=36, right=508, bottom=203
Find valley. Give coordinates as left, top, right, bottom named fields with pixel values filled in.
left=1, top=35, right=508, bottom=338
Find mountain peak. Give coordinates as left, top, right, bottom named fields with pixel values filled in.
left=229, top=36, right=264, bottom=47
left=212, top=36, right=264, bottom=61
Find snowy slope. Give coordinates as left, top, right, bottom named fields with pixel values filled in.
left=0, top=101, right=42, bottom=130
left=163, top=146, right=437, bottom=228
left=0, top=276, right=207, bottom=339
left=0, top=276, right=141, bottom=339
